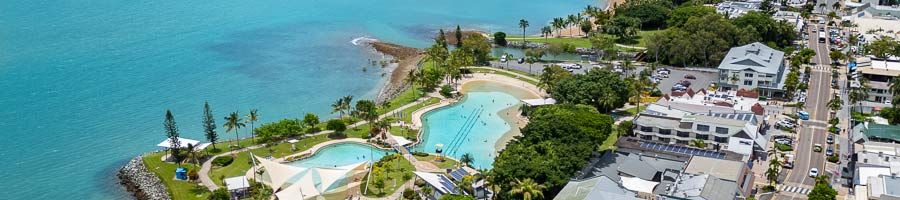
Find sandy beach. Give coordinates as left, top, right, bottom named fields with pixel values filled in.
left=458, top=77, right=542, bottom=152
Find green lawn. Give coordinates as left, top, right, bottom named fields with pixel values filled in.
left=209, top=134, right=331, bottom=186
left=360, top=155, right=415, bottom=197
left=599, top=131, right=619, bottom=151
left=468, top=68, right=539, bottom=86
left=346, top=123, right=373, bottom=138
left=506, top=36, right=592, bottom=48
left=377, top=86, right=421, bottom=114
left=508, top=30, right=659, bottom=49
left=413, top=154, right=459, bottom=169
left=142, top=152, right=209, bottom=200
left=389, top=126, right=418, bottom=140
left=624, top=105, right=644, bottom=116
left=400, top=97, right=441, bottom=123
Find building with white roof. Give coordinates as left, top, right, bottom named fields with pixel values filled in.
left=717, top=42, right=788, bottom=98
left=413, top=171, right=460, bottom=199
left=856, top=59, right=900, bottom=103
left=715, top=1, right=761, bottom=18
left=632, top=101, right=769, bottom=158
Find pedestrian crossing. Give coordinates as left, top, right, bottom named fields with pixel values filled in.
left=809, top=66, right=832, bottom=71
left=778, top=185, right=811, bottom=195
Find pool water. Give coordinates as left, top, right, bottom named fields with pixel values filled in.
left=413, top=91, right=522, bottom=169
left=288, top=142, right=393, bottom=168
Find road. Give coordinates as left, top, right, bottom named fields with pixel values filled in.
left=784, top=23, right=834, bottom=191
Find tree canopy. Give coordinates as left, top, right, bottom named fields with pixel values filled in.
left=551, top=69, right=629, bottom=112
left=492, top=104, right=613, bottom=199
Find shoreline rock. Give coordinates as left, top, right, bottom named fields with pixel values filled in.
left=118, top=156, right=170, bottom=200
left=369, top=41, right=424, bottom=104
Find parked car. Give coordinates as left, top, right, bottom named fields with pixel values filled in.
left=775, top=138, right=793, bottom=145
left=783, top=154, right=795, bottom=168
left=517, top=58, right=525, bottom=64
left=827, top=134, right=834, bottom=144
left=684, top=74, right=696, bottom=79
left=776, top=120, right=796, bottom=129
left=826, top=146, right=834, bottom=156
left=679, top=80, right=692, bottom=87
left=813, top=144, right=823, bottom=152
left=809, top=168, right=819, bottom=177
left=500, top=55, right=508, bottom=63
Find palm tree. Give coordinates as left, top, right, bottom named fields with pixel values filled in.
left=889, top=78, right=900, bottom=105
left=566, top=14, right=577, bottom=37
left=185, top=143, right=200, bottom=166
left=829, top=97, right=843, bottom=111
left=541, top=26, right=552, bottom=43
left=730, top=73, right=740, bottom=88
left=509, top=178, right=545, bottom=200
left=247, top=109, right=259, bottom=143
left=332, top=99, right=344, bottom=118
left=766, top=155, right=781, bottom=186
left=518, top=19, right=529, bottom=45
left=459, top=153, right=474, bottom=167
left=342, top=95, right=354, bottom=118
left=405, top=69, right=419, bottom=97
left=850, top=77, right=870, bottom=113
left=552, top=18, right=565, bottom=37
left=224, top=111, right=246, bottom=148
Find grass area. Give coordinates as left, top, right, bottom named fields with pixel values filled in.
left=389, top=126, right=418, bottom=140
left=400, top=97, right=441, bottom=123
left=377, top=86, right=421, bottom=114
left=413, top=154, right=459, bottom=169
left=142, top=152, right=208, bottom=200
left=508, top=30, right=659, bottom=49
left=506, top=36, right=592, bottom=48
left=599, top=130, right=620, bottom=151
left=346, top=123, right=373, bottom=138
left=209, top=134, right=331, bottom=186
left=625, top=105, right=645, bottom=116
left=360, top=155, right=415, bottom=197
left=468, top=67, right=540, bottom=86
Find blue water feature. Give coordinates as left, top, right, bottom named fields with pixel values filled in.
left=288, top=142, right=393, bottom=168
left=0, top=0, right=595, bottom=198
left=413, top=91, right=522, bottom=169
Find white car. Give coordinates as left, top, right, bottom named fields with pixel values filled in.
left=809, top=168, right=819, bottom=177
left=500, top=55, right=508, bottom=63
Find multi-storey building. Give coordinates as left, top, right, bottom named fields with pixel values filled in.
left=632, top=101, right=768, bottom=157
left=855, top=58, right=900, bottom=104
left=717, top=42, right=788, bottom=98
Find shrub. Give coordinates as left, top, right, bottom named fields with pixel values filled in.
left=402, top=188, right=417, bottom=200
left=762, top=185, right=776, bottom=192
left=493, top=32, right=507, bottom=46
left=187, top=168, right=199, bottom=181
left=209, top=188, right=230, bottom=200
left=440, top=85, right=453, bottom=98
left=775, top=143, right=793, bottom=152
left=412, top=151, right=429, bottom=157
left=255, top=119, right=304, bottom=143
left=212, top=156, right=234, bottom=167
left=827, top=155, right=840, bottom=163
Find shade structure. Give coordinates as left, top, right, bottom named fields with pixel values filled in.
left=156, top=137, right=201, bottom=149
left=253, top=155, right=367, bottom=199
left=391, top=135, right=413, bottom=146
left=224, top=176, right=250, bottom=191
left=620, top=176, right=659, bottom=194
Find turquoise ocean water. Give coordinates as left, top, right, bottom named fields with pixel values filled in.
left=0, top=0, right=595, bottom=199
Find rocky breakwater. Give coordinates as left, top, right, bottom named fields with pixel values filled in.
left=371, top=41, right=424, bottom=104
left=118, top=156, right=170, bottom=200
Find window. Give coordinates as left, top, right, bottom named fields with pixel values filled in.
left=659, top=129, right=672, bottom=135
left=744, top=73, right=754, bottom=78
left=743, top=80, right=753, bottom=86
left=697, top=124, right=710, bottom=132
left=676, top=140, right=689, bottom=145
left=714, top=136, right=729, bottom=143
left=696, top=134, right=709, bottom=140
left=677, top=131, right=691, bottom=137
left=641, top=135, right=653, bottom=140
left=715, top=127, right=729, bottom=134
left=660, top=138, right=671, bottom=143
left=641, top=126, right=653, bottom=132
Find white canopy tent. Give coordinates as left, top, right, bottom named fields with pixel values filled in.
left=253, top=156, right=367, bottom=199
left=620, top=176, right=659, bottom=194
left=157, top=137, right=200, bottom=148
left=224, top=176, right=250, bottom=191
left=521, top=98, right=556, bottom=106
left=391, top=135, right=413, bottom=146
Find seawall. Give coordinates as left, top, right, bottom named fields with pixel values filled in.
left=117, top=156, right=170, bottom=200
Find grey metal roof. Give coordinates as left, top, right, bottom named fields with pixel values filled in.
left=884, top=175, right=900, bottom=197
left=700, top=177, right=739, bottom=200
left=620, top=158, right=660, bottom=180
left=718, top=42, right=785, bottom=75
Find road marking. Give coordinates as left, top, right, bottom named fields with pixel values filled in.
left=779, top=185, right=812, bottom=195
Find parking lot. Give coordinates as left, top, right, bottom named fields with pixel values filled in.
left=487, top=61, right=720, bottom=96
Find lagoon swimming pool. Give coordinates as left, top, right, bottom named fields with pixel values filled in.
left=413, top=89, right=525, bottom=169
left=288, top=142, right=393, bottom=168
